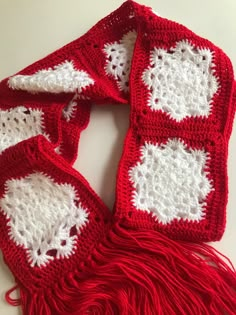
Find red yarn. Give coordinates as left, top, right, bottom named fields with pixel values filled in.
left=1, top=0, right=232, bottom=242
left=5, top=285, right=21, bottom=307
left=16, top=221, right=236, bottom=315
left=75, top=222, right=236, bottom=315
left=0, top=1, right=236, bottom=314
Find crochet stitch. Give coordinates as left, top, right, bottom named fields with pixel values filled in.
left=0, top=1, right=236, bottom=314
left=8, top=60, right=95, bottom=94
left=129, top=138, right=213, bottom=223
left=0, top=83, right=90, bottom=163
left=142, top=40, right=219, bottom=121
left=0, top=136, right=112, bottom=314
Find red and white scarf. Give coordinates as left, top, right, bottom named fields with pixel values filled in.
left=0, top=1, right=236, bottom=314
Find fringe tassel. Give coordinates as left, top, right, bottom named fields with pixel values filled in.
left=15, top=221, right=236, bottom=315
left=5, top=285, right=21, bottom=306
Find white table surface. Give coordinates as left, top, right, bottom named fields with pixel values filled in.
left=0, top=1, right=235, bottom=314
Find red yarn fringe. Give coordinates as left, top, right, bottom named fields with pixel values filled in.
left=14, top=222, right=236, bottom=315
left=5, top=285, right=21, bottom=306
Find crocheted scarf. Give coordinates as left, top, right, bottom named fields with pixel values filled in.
left=0, top=1, right=236, bottom=314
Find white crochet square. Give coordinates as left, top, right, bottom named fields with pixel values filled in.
left=129, top=139, right=213, bottom=224
left=104, top=31, right=137, bottom=92
left=0, top=106, right=48, bottom=154
left=8, top=60, right=94, bottom=94
left=142, top=40, right=219, bottom=121
left=0, top=172, right=88, bottom=267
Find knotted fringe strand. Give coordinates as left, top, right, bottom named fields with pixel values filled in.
left=16, top=221, right=236, bottom=315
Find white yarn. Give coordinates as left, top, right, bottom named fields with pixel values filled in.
left=62, top=96, right=78, bottom=121
left=104, top=31, right=137, bottom=92
left=0, top=172, right=88, bottom=267
left=8, top=60, right=94, bottom=94
left=0, top=106, right=48, bottom=154
left=142, top=40, right=219, bottom=121
left=129, top=138, right=213, bottom=224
